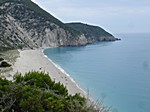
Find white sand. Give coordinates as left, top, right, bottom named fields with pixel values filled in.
left=9, top=49, right=87, bottom=96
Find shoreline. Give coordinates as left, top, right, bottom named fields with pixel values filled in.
left=41, top=49, right=87, bottom=96
left=9, top=49, right=87, bottom=97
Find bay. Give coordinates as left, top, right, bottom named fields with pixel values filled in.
left=44, top=33, right=150, bottom=112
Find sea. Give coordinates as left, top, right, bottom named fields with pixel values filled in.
left=44, top=33, right=150, bottom=112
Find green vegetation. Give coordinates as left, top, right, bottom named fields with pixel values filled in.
left=0, top=37, right=15, bottom=52
left=0, top=0, right=81, bottom=37
left=0, top=71, right=83, bottom=111
left=0, top=71, right=110, bottom=112
left=0, top=45, right=15, bottom=52
left=66, top=23, right=113, bottom=38
left=21, top=0, right=81, bottom=37
left=0, top=34, right=18, bottom=52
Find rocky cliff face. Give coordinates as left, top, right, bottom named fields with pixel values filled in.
left=66, top=23, right=119, bottom=44
left=0, top=0, right=117, bottom=51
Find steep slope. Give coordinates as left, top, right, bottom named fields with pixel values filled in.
left=0, top=0, right=117, bottom=51
left=0, top=0, right=87, bottom=51
left=66, top=23, right=118, bottom=43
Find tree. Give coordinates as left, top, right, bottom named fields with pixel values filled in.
left=0, top=71, right=86, bottom=112
left=0, top=71, right=110, bottom=112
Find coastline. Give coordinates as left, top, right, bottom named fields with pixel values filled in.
left=9, top=49, right=87, bottom=97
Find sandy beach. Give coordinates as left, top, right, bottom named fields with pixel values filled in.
left=9, top=49, right=87, bottom=96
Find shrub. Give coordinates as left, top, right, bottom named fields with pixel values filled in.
left=0, top=71, right=110, bottom=112
left=0, top=71, right=86, bottom=112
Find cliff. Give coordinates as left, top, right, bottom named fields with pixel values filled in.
left=0, top=0, right=118, bottom=51
left=66, top=23, right=119, bottom=43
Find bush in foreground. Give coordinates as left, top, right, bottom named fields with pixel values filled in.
left=0, top=71, right=110, bottom=112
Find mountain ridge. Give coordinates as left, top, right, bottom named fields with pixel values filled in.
left=0, top=0, right=118, bottom=51
left=66, top=22, right=118, bottom=43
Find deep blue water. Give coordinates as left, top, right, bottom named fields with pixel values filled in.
left=44, top=33, right=150, bottom=112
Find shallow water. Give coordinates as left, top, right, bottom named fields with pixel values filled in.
left=44, top=33, right=150, bottom=112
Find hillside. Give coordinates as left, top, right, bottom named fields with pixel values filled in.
left=0, top=0, right=118, bottom=51
left=66, top=23, right=118, bottom=43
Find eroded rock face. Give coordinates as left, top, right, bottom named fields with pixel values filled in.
left=0, top=1, right=88, bottom=50
left=66, top=23, right=119, bottom=44
left=0, top=0, right=117, bottom=50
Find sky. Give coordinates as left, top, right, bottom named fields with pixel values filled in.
left=31, top=0, right=150, bottom=34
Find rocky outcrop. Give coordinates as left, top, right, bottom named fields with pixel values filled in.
left=0, top=0, right=118, bottom=51
left=66, top=23, right=119, bottom=44
left=0, top=61, right=11, bottom=67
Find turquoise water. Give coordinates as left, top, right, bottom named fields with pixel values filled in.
left=44, top=33, right=150, bottom=112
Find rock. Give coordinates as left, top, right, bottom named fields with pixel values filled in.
left=66, top=23, right=118, bottom=42
left=0, top=0, right=118, bottom=50
left=0, top=58, right=4, bottom=61
left=0, top=61, right=11, bottom=67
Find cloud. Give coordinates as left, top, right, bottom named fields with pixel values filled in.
left=31, top=0, right=150, bottom=33
left=32, top=0, right=150, bottom=18
left=48, top=6, right=150, bottom=19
